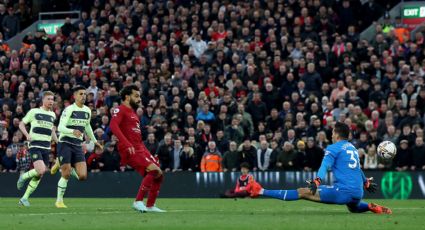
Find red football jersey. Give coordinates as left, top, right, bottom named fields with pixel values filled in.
left=110, top=105, right=148, bottom=160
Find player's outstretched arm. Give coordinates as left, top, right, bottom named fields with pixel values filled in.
left=308, top=149, right=336, bottom=195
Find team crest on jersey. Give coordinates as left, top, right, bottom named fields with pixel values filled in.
left=113, top=108, right=120, bottom=117
left=32, top=154, right=38, bottom=159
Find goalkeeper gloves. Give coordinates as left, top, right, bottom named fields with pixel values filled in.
left=364, top=177, right=378, bottom=193
left=306, top=177, right=321, bottom=195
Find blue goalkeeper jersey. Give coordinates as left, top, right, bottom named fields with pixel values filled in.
left=317, top=140, right=366, bottom=194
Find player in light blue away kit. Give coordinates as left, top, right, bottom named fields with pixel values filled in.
left=248, top=122, right=392, bottom=214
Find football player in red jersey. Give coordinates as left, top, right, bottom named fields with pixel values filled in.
left=110, top=84, right=165, bottom=213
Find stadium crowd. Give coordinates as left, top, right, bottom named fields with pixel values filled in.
left=0, top=0, right=424, bottom=174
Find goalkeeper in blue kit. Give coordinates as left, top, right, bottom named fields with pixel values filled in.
left=247, top=122, right=391, bottom=214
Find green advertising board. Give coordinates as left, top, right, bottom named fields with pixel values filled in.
left=37, top=23, right=64, bottom=35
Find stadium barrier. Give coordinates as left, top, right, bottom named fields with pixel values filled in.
left=0, top=171, right=423, bottom=199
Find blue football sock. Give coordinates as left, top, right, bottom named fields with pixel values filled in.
left=357, top=202, right=370, bottom=212
left=347, top=201, right=370, bottom=213
left=263, top=189, right=299, bottom=201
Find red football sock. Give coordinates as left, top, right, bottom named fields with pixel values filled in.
left=146, top=174, right=164, bottom=207
left=135, top=171, right=158, bottom=201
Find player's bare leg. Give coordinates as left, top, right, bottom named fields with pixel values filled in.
left=56, top=163, right=71, bottom=208
left=74, top=162, right=87, bottom=181
left=18, top=160, right=48, bottom=206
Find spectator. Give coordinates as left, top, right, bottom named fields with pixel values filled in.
left=200, top=141, right=222, bottom=173
left=2, top=7, right=19, bottom=39
left=393, top=140, right=410, bottom=171
left=87, top=145, right=104, bottom=173
left=196, top=104, right=215, bottom=123
left=301, top=63, right=322, bottom=94
left=364, top=146, right=378, bottom=170
left=156, top=133, right=173, bottom=172
left=170, top=139, right=183, bottom=172
left=222, top=141, right=239, bottom=172
left=2, top=147, right=16, bottom=172
left=256, top=140, right=272, bottom=171
left=224, top=117, right=244, bottom=145
left=246, top=92, right=268, bottom=127
left=144, top=133, right=158, bottom=156
left=411, top=137, right=425, bottom=171
left=276, top=142, right=297, bottom=170
left=180, top=141, right=196, bottom=171
left=238, top=139, right=257, bottom=171
left=101, top=142, right=121, bottom=172
left=294, top=141, right=308, bottom=171
left=15, top=142, right=30, bottom=174
left=215, top=130, right=229, bottom=153
left=305, top=137, right=323, bottom=171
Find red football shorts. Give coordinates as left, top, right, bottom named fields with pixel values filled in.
left=127, top=149, right=160, bottom=176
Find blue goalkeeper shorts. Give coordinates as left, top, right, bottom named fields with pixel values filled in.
left=318, top=185, right=363, bottom=204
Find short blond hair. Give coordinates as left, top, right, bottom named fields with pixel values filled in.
left=42, top=91, right=54, bottom=98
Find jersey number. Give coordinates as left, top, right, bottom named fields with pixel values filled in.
left=346, top=150, right=359, bottom=169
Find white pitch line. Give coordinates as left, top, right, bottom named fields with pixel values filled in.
left=5, top=207, right=424, bottom=216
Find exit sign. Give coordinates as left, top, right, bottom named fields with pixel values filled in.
left=37, top=23, right=64, bottom=35
left=403, top=6, right=425, bottom=18
left=402, top=5, right=425, bottom=30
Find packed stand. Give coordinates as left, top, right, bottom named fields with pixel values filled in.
left=0, top=0, right=424, bottom=173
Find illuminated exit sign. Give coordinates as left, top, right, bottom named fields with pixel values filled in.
left=403, top=6, right=425, bottom=18
left=37, top=23, right=64, bottom=35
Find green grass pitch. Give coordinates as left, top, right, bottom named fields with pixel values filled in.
left=0, top=198, right=422, bottom=230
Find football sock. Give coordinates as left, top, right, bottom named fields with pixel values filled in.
left=135, top=171, right=158, bottom=201
left=263, top=189, right=299, bottom=201
left=71, top=168, right=79, bottom=180
left=357, top=202, right=370, bottom=213
left=347, top=201, right=370, bottom=213
left=147, top=174, right=164, bottom=207
left=21, top=169, right=38, bottom=181
left=57, top=177, right=68, bottom=202
left=22, top=177, right=41, bottom=200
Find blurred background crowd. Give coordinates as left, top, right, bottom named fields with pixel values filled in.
left=0, top=0, right=424, bottom=174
